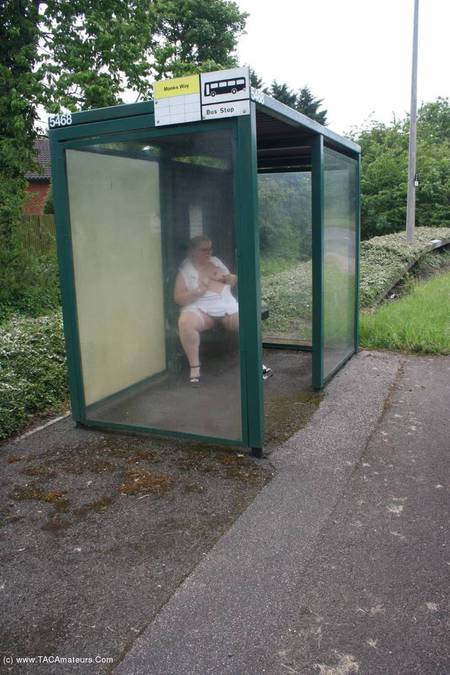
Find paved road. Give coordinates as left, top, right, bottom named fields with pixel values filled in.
left=114, top=351, right=449, bottom=675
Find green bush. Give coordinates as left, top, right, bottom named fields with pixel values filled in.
left=0, top=252, right=60, bottom=324
left=0, top=312, right=68, bottom=440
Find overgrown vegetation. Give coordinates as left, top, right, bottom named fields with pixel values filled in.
left=0, top=313, right=67, bottom=441
left=259, top=172, right=311, bottom=259
left=260, top=227, right=450, bottom=338
left=258, top=172, right=312, bottom=338
left=359, top=227, right=450, bottom=307
left=261, top=260, right=312, bottom=338
left=360, top=270, right=450, bottom=355
left=0, top=253, right=60, bottom=325
left=0, top=1, right=40, bottom=309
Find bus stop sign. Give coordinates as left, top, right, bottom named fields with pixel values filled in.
left=154, top=67, right=250, bottom=126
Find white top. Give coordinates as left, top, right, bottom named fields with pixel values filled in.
left=179, top=257, right=239, bottom=318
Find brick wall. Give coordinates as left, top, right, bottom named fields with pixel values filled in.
left=24, top=183, right=50, bottom=215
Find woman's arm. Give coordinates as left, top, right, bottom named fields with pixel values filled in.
left=222, top=272, right=237, bottom=288
left=173, top=273, right=208, bottom=306
left=212, top=257, right=237, bottom=288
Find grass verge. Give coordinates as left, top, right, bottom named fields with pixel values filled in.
left=360, top=270, right=450, bottom=355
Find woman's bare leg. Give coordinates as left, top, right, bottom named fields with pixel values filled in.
left=220, top=312, right=239, bottom=332
left=178, top=311, right=214, bottom=378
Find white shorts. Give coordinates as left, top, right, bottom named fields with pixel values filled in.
left=181, top=287, right=238, bottom=323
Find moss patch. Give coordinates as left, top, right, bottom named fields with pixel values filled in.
left=11, top=485, right=66, bottom=505
left=119, top=468, right=174, bottom=496
left=21, top=465, right=58, bottom=479
left=74, top=496, right=115, bottom=517
left=265, top=390, right=323, bottom=446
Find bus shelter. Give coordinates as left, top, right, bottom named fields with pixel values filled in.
left=48, top=70, right=360, bottom=456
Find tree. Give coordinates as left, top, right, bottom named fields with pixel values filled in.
left=1, top=0, right=247, bottom=307
left=351, top=99, right=450, bottom=239
left=266, top=80, right=328, bottom=124
left=35, top=0, right=247, bottom=111
left=267, top=81, right=297, bottom=109
left=296, top=86, right=327, bottom=125
left=0, top=1, right=41, bottom=305
left=152, top=0, right=247, bottom=82
left=249, top=68, right=264, bottom=90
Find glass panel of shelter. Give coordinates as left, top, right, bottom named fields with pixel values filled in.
left=322, top=147, right=357, bottom=379
left=65, top=129, right=243, bottom=442
left=258, top=171, right=312, bottom=346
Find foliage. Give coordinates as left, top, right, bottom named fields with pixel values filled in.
left=261, top=260, right=312, bottom=339
left=0, top=313, right=68, bottom=440
left=0, top=1, right=41, bottom=308
left=258, top=228, right=450, bottom=337
left=249, top=68, right=264, bottom=90
left=43, top=187, right=54, bottom=214
left=266, top=81, right=328, bottom=124
left=267, top=81, right=298, bottom=109
left=258, top=171, right=313, bottom=339
left=248, top=69, right=328, bottom=124
left=0, top=253, right=61, bottom=325
left=33, top=0, right=247, bottom=111
left=360, top=269, right=450, bottom=355
left=359, top=227, right=450, bottom=307
left=152, top=0, right=247, bottom=82
left=258, top=172, right=311, bottom=260
left=296, top=86, right=327, bottom=125
left=351, top=98, right=450, bottom=239
left=1, top=0, right=247, bottom=315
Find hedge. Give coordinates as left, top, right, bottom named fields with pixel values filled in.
left=0, top=312, right=67, bottom=440
left=359, top=226, right=450, bottom=307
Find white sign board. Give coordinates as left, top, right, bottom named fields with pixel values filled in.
left=200, top=67, right=250, bottom=120
left=202, top=99, right=250, bottom=120
left=154, top=74, right=201, bottom=126
left=153, top=67, right=251, bottom=126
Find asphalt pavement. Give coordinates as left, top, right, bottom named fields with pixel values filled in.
left=114, top=350, right=449, bottom=675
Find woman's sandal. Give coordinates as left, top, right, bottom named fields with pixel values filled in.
left=189, top=365, right=201, bottom=386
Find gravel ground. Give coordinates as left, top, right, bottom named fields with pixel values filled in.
left=0, top=420, right=273, bottom=674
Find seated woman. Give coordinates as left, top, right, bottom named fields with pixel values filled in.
left=174, top=235, right=238, bottom=385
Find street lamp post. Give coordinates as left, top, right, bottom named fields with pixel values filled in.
left=406, top=0, right=419, bottom=243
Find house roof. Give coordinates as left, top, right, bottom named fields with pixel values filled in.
left=26, top=138, right=51, bottom=182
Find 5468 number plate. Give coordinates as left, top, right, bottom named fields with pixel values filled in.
left=48, top=113, right=73, bottom=128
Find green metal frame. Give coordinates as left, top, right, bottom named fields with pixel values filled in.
left=49, top=91, right=360, bottom=452
left=236, top=107, right=264, bottom=451
left=355, top=154, right=361, bottom=352
left=311, top=135, right=324, bottom=389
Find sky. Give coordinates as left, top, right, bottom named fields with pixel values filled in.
left=236, top=0, right=450, bottom=134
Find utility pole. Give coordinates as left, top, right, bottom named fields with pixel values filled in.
left=406, top=0, right=419, bottom=243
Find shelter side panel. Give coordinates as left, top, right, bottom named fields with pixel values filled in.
left=66, top=149, right=165, bottom=406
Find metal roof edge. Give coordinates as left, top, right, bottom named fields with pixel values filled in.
left=48, top=100, right=155, bottom=130
left=257, top=95, right=361, bottom=154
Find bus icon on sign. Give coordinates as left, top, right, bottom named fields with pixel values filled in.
left=204, top=77, right=246, bottom=97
